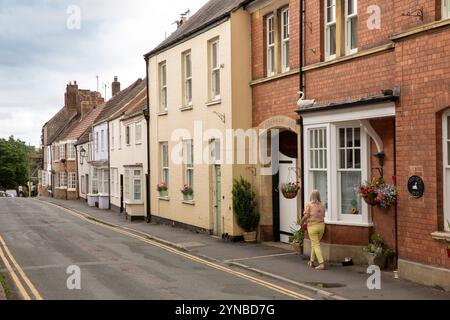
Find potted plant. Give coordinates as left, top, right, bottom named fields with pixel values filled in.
left=364, top=234, right=393, bottom=269
left=181, top=184, right=194, bottom=201
left=232, top=177, right=260, bottom=242
left=356, top=176, right=397, bottom=209
left=289, top=226, right=305, bottom=255
left=281, top=181, right=301, bottom=199
left=157, top=182, right=168, bottom=197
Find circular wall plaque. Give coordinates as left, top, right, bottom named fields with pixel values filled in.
left=408, top=176, right=425, bottom=198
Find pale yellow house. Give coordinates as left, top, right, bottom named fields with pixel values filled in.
left=144, top=0, right=253, bottom=238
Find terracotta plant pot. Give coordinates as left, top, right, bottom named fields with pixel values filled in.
left=291, top=243, right=303, bottom=255
left=243, top=231, right=257, bottom=243
left=282, top=191, right=298, bottom=200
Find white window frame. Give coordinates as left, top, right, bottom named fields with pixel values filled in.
left=210, top=39, right=221, bottom=100
left=111, top=168, right=116, bottom=197
left=443, top=0, right=450, bottom=19
left=210, top=138, right=222, bottom=165
left=345, top=0, right=358, bottom=55
left=101, top=130, right=105, bottom=152
left=183, top=51, right=193, bottom=106
left=59, top=144, right=66, bottom=160
left=135, top=123, right=142, bottom=145
left=266, top=14, right=275, bottom=76
left=161, top=142, right=169, bottom=186
left=67, top=143, right=76, bottom=160
left=91, top=168, right=99, bottom=194
left=325, top=0, right=337, bottom=61
left=443, top=110, right=450, bottom=231
left=119, top=125, right=122, bottom=149
left=281, top=8, right=290, bottom=73
left=95, top=132, right=99, bottom=153
left=59, top=172, right=67, bottom=189
left=183, top=139, right=194, bottom=191
left=160, top=62, right=168, bottom=112
left=81, top=175, right=85, bottom=195
left=304, top=121, right=372, bottom=227
left=124, top=167, right=143, bottom=203
left=111, top=122, right=115, bottom=150
left=68, top=172, right=77, bottom=191
left=126, top=125, right=131, bottom=146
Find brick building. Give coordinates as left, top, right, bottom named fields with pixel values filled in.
left=248, top=0, right=302, bottom=243
left=39, top=82, right=103, bottom=198
left=296, top=0, right=450, bottom=290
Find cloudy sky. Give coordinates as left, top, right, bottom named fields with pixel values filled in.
left=0, top=0, right=206, bottom=147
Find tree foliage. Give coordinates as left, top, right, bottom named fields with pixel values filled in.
left=232, top=177, right=260, bottom=232
left=0, top=136, right=29, bottom=190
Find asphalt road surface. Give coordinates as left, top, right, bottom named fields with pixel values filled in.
left=0, top=198, right=312, bottom=300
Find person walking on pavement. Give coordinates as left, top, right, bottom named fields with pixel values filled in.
left=300, top=190, right=326, bottom=270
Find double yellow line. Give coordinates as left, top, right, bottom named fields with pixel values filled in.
left=49, top=202, right=314, bottom=301
left=0, top=235, right=43, bottom=300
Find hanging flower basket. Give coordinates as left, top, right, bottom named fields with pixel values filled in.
left=356, top=176, right=397, bottom=209
left=281, top=182, right=301, bottom=200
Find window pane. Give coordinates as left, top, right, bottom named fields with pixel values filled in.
left=347, top=0, right=355, bottom=15
left=185, top=54, right=192, bottom=78
left=355, top=148, right=361, bottom=169
left=313, top=171, right=328, bottom=210
left=350, top=17, right=358, bottom=49
left=340, top=149, right=346, bottom=169
left=347, top=128, right=353, bottom=147
left=327, top=0, right=335, bottom=22
left=339, top=128, right=345, bottom=148
left=341, top=171, right=362, bottom=215
left=447, top=116, right=450, bottom=138
left=346, top=149, right=353, bottom=169
left=212, top=43, right=218, bottom=68
left=134, top=179, right=141, bottom=200
left=354, top=128, right=361, bottom=147
left=329, top=25, right=336, bottom=55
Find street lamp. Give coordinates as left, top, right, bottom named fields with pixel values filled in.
left=79, top=147, right=86, bottom=165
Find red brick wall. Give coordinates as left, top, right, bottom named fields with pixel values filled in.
left=251, top=0, right=300, bottom=127
left=303, top=0, right=450, bottom=269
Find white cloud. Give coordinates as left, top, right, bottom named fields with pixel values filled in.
left=0, top=0, right=206, bottom=146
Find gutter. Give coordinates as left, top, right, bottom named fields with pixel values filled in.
left=144, top=58, right=152, bottom=223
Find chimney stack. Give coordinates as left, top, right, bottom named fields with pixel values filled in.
left=112, top=76, right=120, bottom=96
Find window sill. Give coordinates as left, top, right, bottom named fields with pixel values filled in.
left=302, top=43, right=395, bottom=72
left=180, top=105, right=193, bottom=112
left=124, top=200, right=144, bottom=205
left=431, top=231, right=450, bottom=243
left=158, top=196, right=170, bottom=202
left=206, top=99, right=221, bottom=107
left=67, top=188, right=77, bottom=192
left=250, top=68, right=300, bottom=86
left=325, top=219, right=374, bottom=228
left=157, top=111, right=168, bottom=116
left=182, top=200, right=195, bottom=206
left=136, top=142, right=142, bottom=146
left=56, top=187, right=67, bottom=190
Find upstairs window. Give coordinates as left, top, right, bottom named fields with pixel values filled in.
left=266, top=15, right=275, bottom=76
left=126, top=125, right=131, bottom=146
left=68, top=143, right=76, bottom=160
left=281, top=8, right=290, bottom=72
left=101, top=130, right=105, bottom=152
left=345, top=0, right=358, bottom=55
left=443, top=0, right=450, bottom=19
left=135, top=123, right=142, bottom=145
left=159, top=62, right=168, bottom=112
left=183, top=51, right=193, bottom=106
left=443, top=111, right=450, bottom=231
left=111, top=122, right=115, bottom=150
left=59, top=144, right=66, bottom=160
left=325, top=0, right=337, bottom=60
left=183, top=139, right=194, bottom=192
left=161, top=142, right=169, bottom=187
left=210, top=39, right=221, bottom=100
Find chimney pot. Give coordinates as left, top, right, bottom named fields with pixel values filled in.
left=112, top=76, right=121, bottom=96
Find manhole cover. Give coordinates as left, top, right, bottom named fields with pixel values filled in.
left=306, top=282, right=347, bottom=289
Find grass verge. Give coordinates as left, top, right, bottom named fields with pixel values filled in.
left=0, top=269, right=11, bottom=300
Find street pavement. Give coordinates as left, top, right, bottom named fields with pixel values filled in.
left=0, top=198, right=317, bottom=300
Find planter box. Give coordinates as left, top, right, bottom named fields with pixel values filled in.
left=159, top=190, right=168, bottom=197
left=243, top=231, right=257, bottom=243
left=183, top=194, right=194, bottom=201
left=365, top=252, right=387, bottom=269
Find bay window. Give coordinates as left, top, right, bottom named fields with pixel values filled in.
left=183, top=51, right=193, bottom=106
left=345, top=0, right=358, bottom=54
left=135, top=123, right=142, bottom=145
left=281, top=8, right=290, bottom=72
left=210, top=39, right=220, bottom=100
left=325, top=0, right=337, bottom=60
left=124, top=167, right=143, bottom=203
left=266, top=15, right=275, bottom=76
left=443, top=111, right=450, bottom=231
left=308, top=128, right=329, bottom=210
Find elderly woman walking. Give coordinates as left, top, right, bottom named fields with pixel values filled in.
left=300, top=190, right=326, bottom=270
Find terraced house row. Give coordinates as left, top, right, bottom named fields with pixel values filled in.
left=40, top=0, right=450, bottom=291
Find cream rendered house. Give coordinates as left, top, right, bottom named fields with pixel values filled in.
left=145, top=0, right=253, bottom=238
left=108, top=79, right=148, bottom=221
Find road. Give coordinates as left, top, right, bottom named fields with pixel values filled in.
left=0, top=198, right=312, bottom=300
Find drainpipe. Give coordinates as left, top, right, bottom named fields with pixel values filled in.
left=393, top=118, right=399, bottom=267
left=107, top=121, right=111, bottom=210
left=299, top=0, right=305, bottom=214
left=144, top=57, right=152, bottom=223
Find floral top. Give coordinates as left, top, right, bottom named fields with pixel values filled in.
left=303, top=201, right=325, bottom=225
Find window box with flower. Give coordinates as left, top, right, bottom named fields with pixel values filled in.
left=181, top=184, right=194, bottom=201
left=356, top=176, right=397, bottom=209
left=157, top=182, right=168, bottom=197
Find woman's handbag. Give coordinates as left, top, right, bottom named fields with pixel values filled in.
left=302, top=223, right=308, bottom=231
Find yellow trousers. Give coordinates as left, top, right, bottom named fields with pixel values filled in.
left=308, top=223, right=325, bottom=264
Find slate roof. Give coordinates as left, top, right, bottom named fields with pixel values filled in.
left=114, top=80, right=147, bottom=120
left=94, top=78, right=144, bottom=125
left=144, top=0, right=253, bottom=58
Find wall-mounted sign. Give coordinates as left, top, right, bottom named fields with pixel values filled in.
left=408, top=176, right=425, bottom=198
